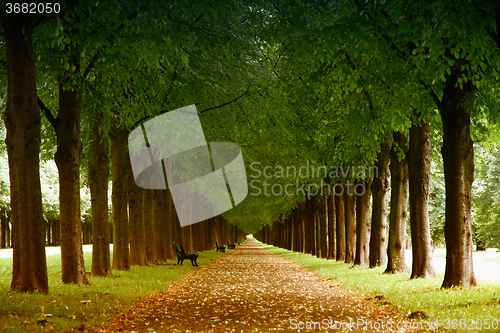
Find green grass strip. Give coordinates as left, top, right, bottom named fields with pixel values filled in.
left=0, top=248, right=226, bottom=332
left=257, top=241, right=500, bottom=333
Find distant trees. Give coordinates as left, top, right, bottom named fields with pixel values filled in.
left=3, top=13, right=48, bottom=293
left=473, top=144, right=500, bottom=249
left=0, top=0, right=265, bottom=292
left=254, top=0, right=500, bottom=289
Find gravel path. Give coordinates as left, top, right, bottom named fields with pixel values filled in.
left=101, top=239, right=433, bottom=332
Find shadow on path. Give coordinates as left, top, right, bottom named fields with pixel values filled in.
left=101, top=238, right=434, bottom=332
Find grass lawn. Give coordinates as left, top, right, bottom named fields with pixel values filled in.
left=257, top=241, right=500, bottom=333
left=0, top=249, right=226, bottom=332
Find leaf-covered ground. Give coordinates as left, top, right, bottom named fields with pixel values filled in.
left=99, top=239, right=435, bottom=332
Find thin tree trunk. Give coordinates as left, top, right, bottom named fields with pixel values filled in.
left=163, top=159, right=176, bottom=259
left=344, top=186, right=356, bottom=264
left=89, top=120, right=111, bottom=276
left=386, top=132, right=409, bottom=273
left=354, top=181, right=371, bottom=266
left=335, top=192, right=346, bottom=261
left=129, top=166, right=146, bottom=265
left=55, top=84, right=88, bottom=285
left=369, top=142, right=390, bottom=268
left=152, top=190, right=166, bottom=261
left=1, top=211, right=8, bottom=248
left=163, top=188, right=176, bottom=259
left=408, top=115, right=435, bottom=278
left=437, top=58, right=477, bottom=288
left=319, top=196, right=327, bottom=258
left=314, top=209, right=318, bottom=257
left=4, top=16, right=48, bottom=293
left=327, top=194, right=336, bottom=259
left=306, top=198, right=316, bottom=254
left=142, top=189, right=154, bottom=264
left=110, top=124, right=130, bottom=271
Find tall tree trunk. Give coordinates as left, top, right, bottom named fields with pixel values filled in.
left=386, top=132, right=409, bottom=273
left=163, top=159, right=176, bottom=259
left=89, top=120, right=111, bottom=276
left=305, top=198, right=316, bottom=254
left=327, top=194, right=336, bottom=259
left=142, top=189, right=154, bottom=264
left=54, top=84, right=88, bottom=285
left=300, top=203, right=306, bottom=253
left=314, top=208, right=318, bottom=257
left=129, top=166, right=146, bottom=265
left=437, top=58, right=477, bottom=288
left=354, top=181, right=371, bottom=266
left=369, top=142, right=390, bottom=268
left=162, top=189, right=175, bottom=258
left=335, top=192, right=346, bottom=261
left=4, top=15, right=48, bottom=293
left=344, top=186, right=356, bottom=264
left=110, top=125, right=130, bottom=271
left=408, top=116, right=435, bottom=278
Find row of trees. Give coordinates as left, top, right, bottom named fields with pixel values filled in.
left=254, top=166, right=434, bottom=280
left=1, top=1, right=255, bottom=293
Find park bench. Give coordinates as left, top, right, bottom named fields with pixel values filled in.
left=215, top=241, right=226, bottom=252
left=174, top=243, right=199, bottom=267
left=227, top=241, right=237, bottom=249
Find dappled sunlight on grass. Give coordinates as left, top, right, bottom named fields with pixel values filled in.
left=0, top=249, right=225, bottom=332
left=259, top=241, right=500, bottom=332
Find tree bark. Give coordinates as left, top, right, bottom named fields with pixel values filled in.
left=163, top=159, right=176, bottom=259
left=142, top=189, right=154, bottom=264
left=152, top=190, right=166, bottom=261
left=335, top=192, right=346, bottom=261
left=386, top=132, right=409, bottom=273
left=437, top=58, right=477, bottom=288
left=369, top=142, right=390, bottom=268
left=4, top=15, right=48, bottom=293
left=318, top=196, right=327, bottom=258
left=344, top=185, right=356, bottom=264
left=408, top=115, right=435, bottom=278
left=327, top=194, right=336, bottom=259
left=354, top=181, right=371, bottom=266
left=1, top=211, right=8, bottom=248
left=110, top=124, right=130, bottom=271
left=89, top=120, right=111, bottom=276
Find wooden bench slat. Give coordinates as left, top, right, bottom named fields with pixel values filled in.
left=174, top=243, right=199, bottom=267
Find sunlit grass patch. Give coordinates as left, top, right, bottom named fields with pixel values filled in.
left=258, top=241, right=500, bottom=333
left=0, top=248, right=225, bottom=332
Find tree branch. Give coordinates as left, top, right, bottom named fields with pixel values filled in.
left=199, top=84, right=252, bottom=114
left=82, top=8, right=144, bottom=79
